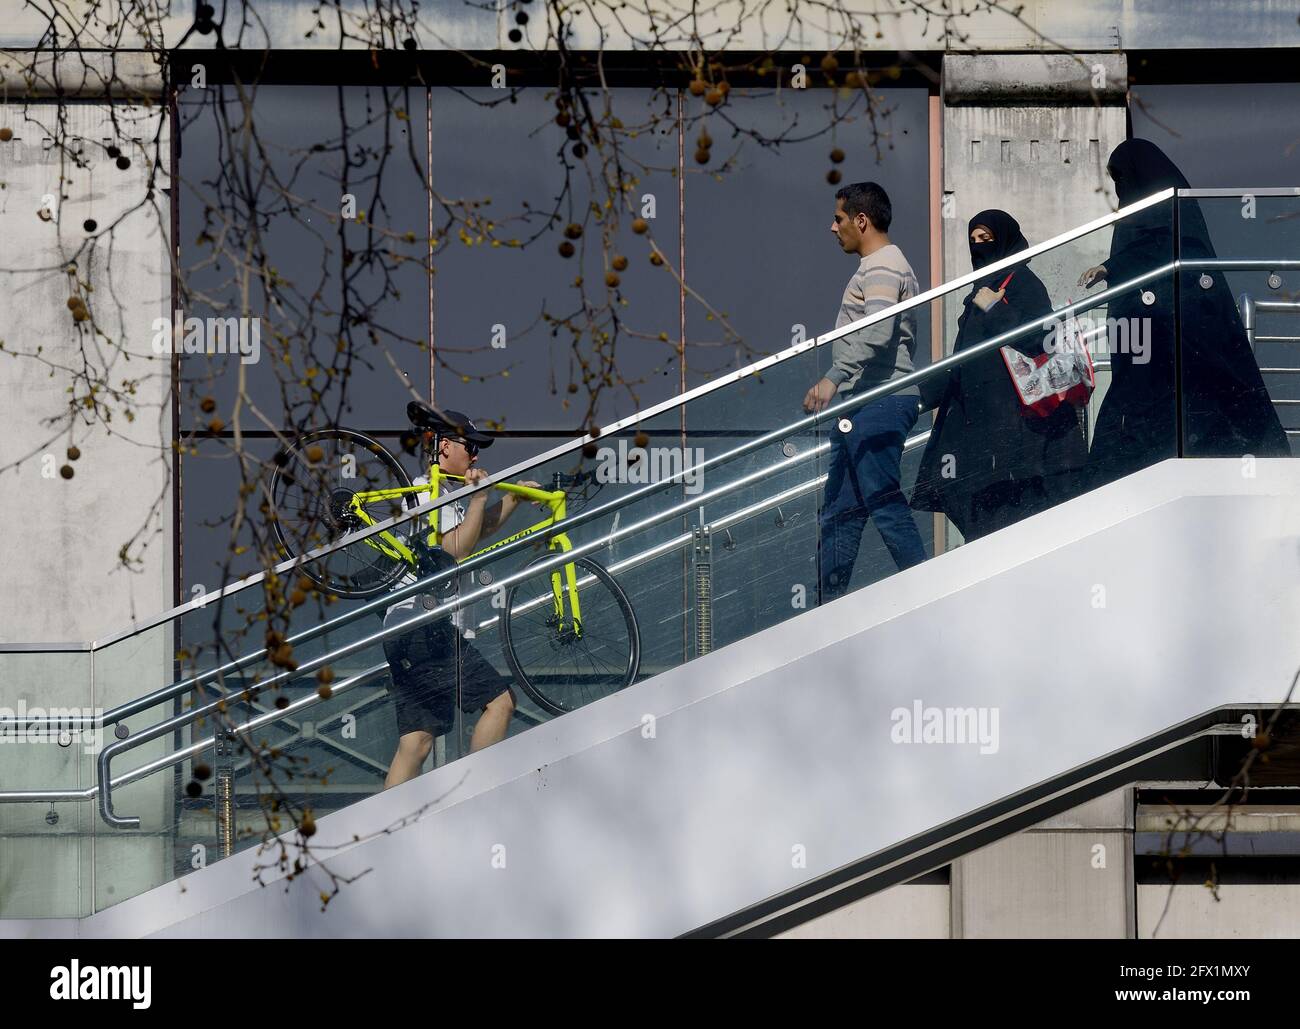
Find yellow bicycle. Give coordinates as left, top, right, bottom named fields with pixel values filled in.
left=269, top=404, right=641, bottom=714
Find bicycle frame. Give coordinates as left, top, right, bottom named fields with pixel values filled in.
left=344, top=458, right=585, bottom=634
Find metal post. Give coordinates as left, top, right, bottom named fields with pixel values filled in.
left=693, top=525, right=713, bottom=658
left=214, top=728, right=234, bottom=859
left=1172, top=198, right=1185, bottom=458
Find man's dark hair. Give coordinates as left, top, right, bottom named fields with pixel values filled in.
left=835, top=181, right=892, bottom=233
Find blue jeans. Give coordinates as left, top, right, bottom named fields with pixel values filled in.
left=819, top=392, right=927, bottom=600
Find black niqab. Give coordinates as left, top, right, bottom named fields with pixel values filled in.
left=968, top=208, right=1031, bottom=275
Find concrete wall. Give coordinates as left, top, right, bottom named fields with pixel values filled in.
left=0, top=98, right=173, bottom=917
left=954, top=789, right=1133, bottom=938
left=0, top=100, right=172, bottom=643
left=1138, top=885, right=1300, bottom=939
left=939, top=54, right=1125, bottom=352
left=940, top=55, right=1125, bottom=290
left=2, top=2, right=1298, bottom=53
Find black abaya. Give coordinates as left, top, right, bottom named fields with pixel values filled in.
left=912, top=210, right=1088, bottom=540
left=1088, top=139, right=1287, bottom=489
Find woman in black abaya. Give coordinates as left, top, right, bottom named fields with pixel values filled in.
left=912, top=210, right=1088, bottom=541
left=1080, top=139, right=1287, bottom=489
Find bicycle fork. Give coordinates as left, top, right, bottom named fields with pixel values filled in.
left=548, top=538, right=584, bottom=639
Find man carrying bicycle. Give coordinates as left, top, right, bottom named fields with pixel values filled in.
left=383, top=407, right=540, bottom=789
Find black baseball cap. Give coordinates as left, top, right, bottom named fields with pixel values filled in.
left=440, top=410, right=495, bottom=449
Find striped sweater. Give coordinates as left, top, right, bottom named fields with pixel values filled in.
left=827, top=243, right=920, bottom=396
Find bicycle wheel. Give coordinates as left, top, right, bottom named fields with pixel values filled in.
left=500, top=553, right=641, bottom=716
left=269, top=428, right=415, bottom=599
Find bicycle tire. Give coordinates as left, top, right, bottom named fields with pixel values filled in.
left=268, top=428, right=415, bottom=599
left=500, top=553, right=641, bottom=716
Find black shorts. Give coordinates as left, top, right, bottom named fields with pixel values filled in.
left=383, top=624, right=513, bottom=738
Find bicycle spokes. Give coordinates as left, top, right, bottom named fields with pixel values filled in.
left=269, top=429, right=414, bottom=598
left=500, top=554, right=640, bottom=716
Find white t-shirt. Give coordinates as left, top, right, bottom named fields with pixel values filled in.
left=384, top=477, right=467, bottom=631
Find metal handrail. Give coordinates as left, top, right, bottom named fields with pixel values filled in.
left=0, top=429, right=929, bottom=813
left=1, top=245, right=1173, bottom=748
left=80, top=262, right=1180, bottom=827
left=15, top=238, right=1298, bottom=796
left=1178, top=188, right=1300, bottom=198
left=1239, top=295, right=1300, bottom=349
left=10, top=189, right=1291, bottom=656
left=91, top=437, right=843, bottom=827
left=14, top=213, right=1300, bottom=824
left=3, top=188, right=1181, bottom=654
left=0, top=664, right=391, bottom=806
left=0, top=253, right=1182, bottom=742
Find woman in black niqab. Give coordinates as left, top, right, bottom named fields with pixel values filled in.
left=1086, top=139, right=1287, bottom=489
left=912, top=210, right=1087, bottom=541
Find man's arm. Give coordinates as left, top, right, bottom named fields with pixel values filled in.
left=479, top=480, right=541, bottom=536
left=443, top=477, right=543, bottom=557
left=440, top=498, right=488, bottom=560
left=478, top=500, right=507, bottom=537
left=439, top=469, right=490, bottom=560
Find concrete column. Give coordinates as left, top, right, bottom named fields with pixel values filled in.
left=0, top=81, right=173, bottom=916
left=953, top=788, right=1134, bottom=938
left=941, top=53, right=1127, bottom=288
left=0, top=97, right=172, bottom=644
left=938, top=53, right=1128, bottom=548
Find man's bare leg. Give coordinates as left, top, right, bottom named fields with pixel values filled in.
left=384, top=730, right=434, bottom=789
left=469, top=691, right=516, bottom=753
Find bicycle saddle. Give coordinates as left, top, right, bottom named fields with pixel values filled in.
left=407, top=401, right=456, bottom=433
left=405, top=402, right=495, bottom=447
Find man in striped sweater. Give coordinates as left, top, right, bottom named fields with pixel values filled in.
left=804, top=181, right=928, bottom=600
